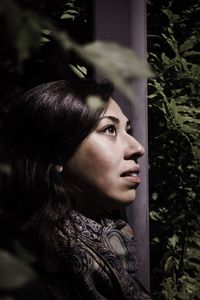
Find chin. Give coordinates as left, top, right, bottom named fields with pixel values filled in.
left=122, top=192, right=136, bottom=205
left=111, top=195, right=136, bottom=209
left=122, top=197, right=135, bottom=206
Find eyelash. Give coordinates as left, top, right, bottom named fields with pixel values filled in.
left=127, top=127, right=133, bottom=135
left=102, top=125, right=116, bottom=136
left=101, top=124, right=133, bottom=136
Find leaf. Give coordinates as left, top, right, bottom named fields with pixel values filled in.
left=161, top=53, right=170, bottom=65
left=147, top=93, right=158, bottom=99
left=78, top=41, right=153, bottom=99
left=179, top=35, right=197, bottom=53
left=183, top=50, right=200, bottom=58
left=69, top=64, right=87, bottom=78
left=180, top=124, right=198, bottom=135
left=161, top=33, right=178, bottom=56
left=0, top=163, right=11, bottom=175
left=191, top=64, right=200, bottom=77
left=16, top=13, right=46, bottom=61
left=0, top=0, right=51, bottom=63
left=57, top=35, right=153, bottom=101
left=179, top=116, right=200, bottom=125
left=192, top=146, right=200, bottom=160
left=152, top=237, right=160, bottom=243
left=150, top=211, right=161, bottom=221
left=162, top=9, right=180, bottom=24
left=85, top=95, right=105, bottom=111
left=164, top=57, right=179, bottom=70
left=61, top=9, right=79, bottom=20
left=168, top=235, right=178, bottom=248
left=180, top=57, right=190, bottom=74
left=164, top=256, right=175, bottom=273
left=0, top=250, right=37, bottom=289
left=168, top=99, right=176, bottom=115
left=176, top=105, right=200, bottom=114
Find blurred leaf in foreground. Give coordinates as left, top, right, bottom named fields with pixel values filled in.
left=56, top=33, right=153, bottom=101
left=0, top=249, right=36, bottom=289
left=0, top=249, right=46, bottom=299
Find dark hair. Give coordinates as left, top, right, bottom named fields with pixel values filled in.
left=0, top=79, right=113, bottom=248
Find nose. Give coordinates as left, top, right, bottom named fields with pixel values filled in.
left=124, top=134, right=145, bottom=160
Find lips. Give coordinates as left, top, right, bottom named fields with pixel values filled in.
left=120, top=165, right=141, bottom=185
left=120, top=165, right=140, bottom=177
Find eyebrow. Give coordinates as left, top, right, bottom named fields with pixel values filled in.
left=100, top=116, right=131, bottom=127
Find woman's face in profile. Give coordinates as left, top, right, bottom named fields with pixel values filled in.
left=67, top=99, right=145, bottom=214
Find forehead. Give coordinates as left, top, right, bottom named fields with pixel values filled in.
left=103, top=98, right=128, bottom=122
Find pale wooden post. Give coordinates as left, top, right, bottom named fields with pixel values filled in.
left=94, top=0, right=150, bottom=291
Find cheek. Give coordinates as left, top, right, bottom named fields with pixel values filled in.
left=81, top=144, right=114, bottom=180
left=85, top=143, right=113, bottom=171
left=90, top=136, right=125, bottom=178
left=67, top=137, right=119, bottom=184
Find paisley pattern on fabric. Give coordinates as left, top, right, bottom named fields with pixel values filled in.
left=45, top=210, right=151, bottom=300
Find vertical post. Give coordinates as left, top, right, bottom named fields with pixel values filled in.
left=94, top=0, right=149, bottom=291
left=130, top=0, right=150, bottom=291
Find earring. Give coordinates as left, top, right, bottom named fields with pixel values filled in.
left=55, top=165, right=63, bottom=173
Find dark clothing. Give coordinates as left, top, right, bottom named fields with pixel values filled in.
left=44, top=210, right=151, bottom=300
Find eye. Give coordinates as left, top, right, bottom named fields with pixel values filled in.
left=102, top=124, right=117, bottom=136
left=126, top=126, right=133, bottom=135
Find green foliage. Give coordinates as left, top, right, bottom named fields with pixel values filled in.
left=0, top=244, right=47, bottom=299
left=56, top=34, right=152, bottom=99
left=0, top=0, right=152, bottom=102
left=60, top=0, right=82, bottom=21
left=0, top=0, right=52, bottom=63
left=148, top=0, right=200, bottom=298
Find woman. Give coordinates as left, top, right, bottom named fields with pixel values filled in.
left=1, top=79, right=151, bottom=299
